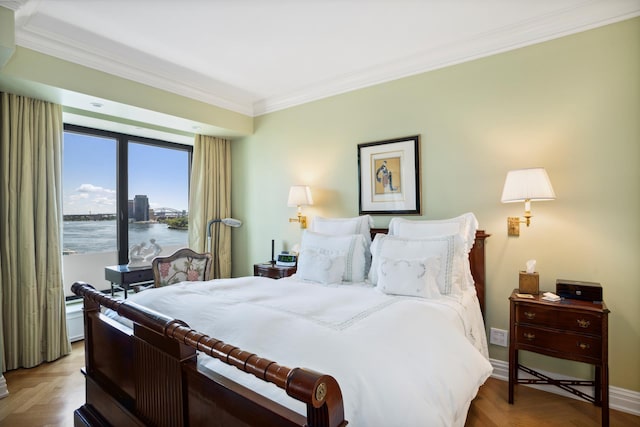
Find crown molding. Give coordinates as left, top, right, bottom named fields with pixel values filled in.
left=13, top=17, right=255, bottom=116
left=9, top=1, right=640, bottom=117
left=254, top=2, right=640, bottom=115
left=0, top=0, right=29, bottom=11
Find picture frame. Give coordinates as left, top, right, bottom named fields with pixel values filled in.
left=357, top=135, right=421, bottom=215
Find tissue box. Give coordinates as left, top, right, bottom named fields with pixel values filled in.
left=519, top=272, right=539, bottom=294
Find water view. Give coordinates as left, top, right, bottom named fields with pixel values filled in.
left=63, top=220, right=188, bottom=254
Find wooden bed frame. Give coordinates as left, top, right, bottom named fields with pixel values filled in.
left=72, top=230, right=488, bottom=427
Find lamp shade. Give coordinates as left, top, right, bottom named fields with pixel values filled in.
left=287, top=185, right=313, bottom=207
left=501, top=168, right=556, bottom=203
left=206, top=217, right=242, bottom=237
left=220, top=217, right=242, bottom=227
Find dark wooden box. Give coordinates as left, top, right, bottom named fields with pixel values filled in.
left=556, top=279, right=602, bottom=303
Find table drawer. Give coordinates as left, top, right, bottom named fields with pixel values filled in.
left=516, top=304, right=602, bottom=335
left=255, top=269, right=280, bottom=279
left=516, top=325, right=602, bottom=363
left=124, top=269, right=155, bottom=282
left=253, top=263, right=296, bottom=279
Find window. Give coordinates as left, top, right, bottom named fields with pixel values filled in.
left=62, top=130, right=118, bottom=254
left=62, top=124, right=192, bottom=295
left=127, top=141, right=190, bottom=263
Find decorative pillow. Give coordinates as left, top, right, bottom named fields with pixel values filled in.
left=296, top=247, right=346, bottom=284
left=300, top=230, right=367, bottom=283
left=388, top=213, right=478, bottom=290
left=377, top=256, right=441, bottom=298
left=310, top=215, right=374, bottom=272
left=369, top=233, right=464, bottom=295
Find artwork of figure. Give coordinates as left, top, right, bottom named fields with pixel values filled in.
left=375, top=158, right=400, bottom=193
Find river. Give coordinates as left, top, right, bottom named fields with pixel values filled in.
left=63, top=220, right=188, bottom=254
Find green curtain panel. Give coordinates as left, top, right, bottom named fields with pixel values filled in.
left=0, top=92, right=71, bottom=371
left=188, top=135, right=232, bottom=279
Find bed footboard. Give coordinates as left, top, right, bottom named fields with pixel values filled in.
left=72, top=282, right=347, bottom=427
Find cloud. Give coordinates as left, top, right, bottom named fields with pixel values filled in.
left=64, top=183, right=117, bottom=214
left=76, top=184, right=116, bottom=194
left=69, top=193, right=89, bottom=201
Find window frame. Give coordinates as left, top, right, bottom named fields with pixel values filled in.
left=63, top=124, right=193, bottom=264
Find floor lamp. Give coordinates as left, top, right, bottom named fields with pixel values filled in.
left=206, top=217, right=242, bottom=253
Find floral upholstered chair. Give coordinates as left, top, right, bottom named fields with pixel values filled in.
left=152, top=248, right=213, bottom=287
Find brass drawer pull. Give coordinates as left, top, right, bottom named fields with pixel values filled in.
left=524, top=311, right=536, bottom=320
left=523, top=332, right=535, bottom=341
left=577, top=319, right=591, bottom=328
left=577, top=342, right=591, bottom=350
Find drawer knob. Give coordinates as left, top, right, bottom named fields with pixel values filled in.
left=577, top=319, right=591, bottom=328
left=523, top=332, right=535, bottom=341
left=524, top=311, right=536, bottom=320
left=577, top=342, right=591, bottom=350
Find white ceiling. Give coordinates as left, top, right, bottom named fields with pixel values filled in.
left=2, top=0, right=639, bottom=120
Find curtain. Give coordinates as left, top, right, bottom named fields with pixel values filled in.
left=188, top=135, right=232, bottom=279
left=0, top=93, right=70, bottom=371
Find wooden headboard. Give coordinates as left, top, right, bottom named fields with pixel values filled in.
left=370, top=228, right=489, bottom=316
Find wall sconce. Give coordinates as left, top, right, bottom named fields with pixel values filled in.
left=501, top=167, right=556, bottom=236
left=288, top=185, right=313, bottom=228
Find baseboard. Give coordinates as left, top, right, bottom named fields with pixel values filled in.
left=490, top=358, right=640, bottom=416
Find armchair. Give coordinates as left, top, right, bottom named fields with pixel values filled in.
left=152, top=248, right=213, bottom=287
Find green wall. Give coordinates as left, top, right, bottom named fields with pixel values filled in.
left=231, top=18, right=640, bottom=391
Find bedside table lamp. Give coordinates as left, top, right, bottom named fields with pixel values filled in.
left=288, top=185, right=313, bottom=228
left=501, top=167, right=556, bottom=236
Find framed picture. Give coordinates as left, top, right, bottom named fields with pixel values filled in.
left=358, top=135, right=421, bottom=215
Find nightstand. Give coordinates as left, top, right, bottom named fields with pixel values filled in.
left=508, top=289, right=610, bottom=426
left=253, top=262, right=296, bottom=279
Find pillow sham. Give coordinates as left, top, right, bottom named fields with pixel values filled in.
left=388, top=212, right=478, bottom=290
left=369, top=233, right=464, bottom=295
left=300, top=230, right=367, bottom=283
left=388, top=212, right=478, bottom=254
left=377, top=256, right=441, bottom=298
left=296, top=247, right=346, bottom=284
left=311, top=215, right=374, bottom=272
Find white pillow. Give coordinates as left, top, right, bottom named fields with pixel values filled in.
left=369, top=233, right=464, bottom=295
left=311, top=215, right=373, bottom=239
left=296, top=247, right=346, bottom=284
left=388, top=213, right=478, bottom=290
left=300, top=230, right=367, bottom=283
left=377, top=256, right=441, bottom=298
left=311, top=215, right=374, bottom=272
left=388, top=212, right=478, bottom=254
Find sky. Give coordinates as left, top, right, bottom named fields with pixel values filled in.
left=63, top=132, right=189, bottom=215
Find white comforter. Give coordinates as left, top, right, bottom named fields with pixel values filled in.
left=119, top=276, right=493, bottom=427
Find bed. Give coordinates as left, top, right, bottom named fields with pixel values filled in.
left=73, top=213, right=491, bottom=427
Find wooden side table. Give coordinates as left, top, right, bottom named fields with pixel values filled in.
left=253, top=262, right=296, bottom=279
left=104, top=264, right=154, bottom=298
left=508, top=289, right=610, bottom=426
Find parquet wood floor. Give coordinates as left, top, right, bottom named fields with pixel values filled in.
left=0, top=340, right=638, bottom=426
left=1, top=341, right=84, bottom=427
